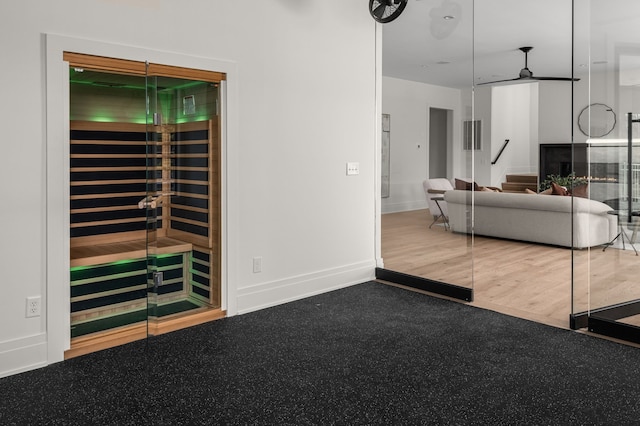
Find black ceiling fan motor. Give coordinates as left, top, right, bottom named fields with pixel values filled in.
left=369, top=0, right=408, bottom=24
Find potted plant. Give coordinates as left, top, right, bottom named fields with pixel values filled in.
left=539, top=173, right=588, bottom=194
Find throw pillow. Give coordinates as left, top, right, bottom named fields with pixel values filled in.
left=454, top=178, right=480, bottom=191
left=551, top=182, right=569, bottom=196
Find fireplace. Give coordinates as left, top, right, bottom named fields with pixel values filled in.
left=539, top=143, right=626, bottom=204
left=539, top=143, right=589, bottom=183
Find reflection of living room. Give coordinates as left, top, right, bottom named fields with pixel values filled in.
left=381, top=208, right=640, bottom=329
left=380, top=77, right=577, bottom=214
left=379, top=1, right=640, bottom=339
left=381, top=76, right=640, bottom=328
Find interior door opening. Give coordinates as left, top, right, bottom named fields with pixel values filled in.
left=429, top=107, right=451, bottom=179
left=65, top=53, right=225, bottom=358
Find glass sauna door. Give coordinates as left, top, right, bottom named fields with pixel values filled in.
left=571, top=0, right=640, bottom=344
left=66, top=53, right=223, bottom=357
left=144, top=67, right=223, bottom=336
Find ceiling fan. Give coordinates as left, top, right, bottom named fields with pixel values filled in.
left=369, top=0, right=408, bottom=23
left=478, top=46, right=580, bottom=85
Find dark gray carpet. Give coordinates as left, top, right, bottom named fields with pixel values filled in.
left=2, top=281, right=640, bottom=425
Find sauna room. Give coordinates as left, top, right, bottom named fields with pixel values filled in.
left=65, top=53, right=224, bottom=357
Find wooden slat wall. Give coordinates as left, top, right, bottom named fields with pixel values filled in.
left=147, top=253, right=189, bottom=309
left=190, top=246, right=220, bottom=308
left=70, top=258, right=148, bottom=338
left=70, top=119, right=220, bottom=309
left=165, top=120, right=221, bottom=308
left=70, top=252, right=190, bottom=338
left=167, top=120, right=217, bottom=250
left=70, top=121, right=155, bottom=247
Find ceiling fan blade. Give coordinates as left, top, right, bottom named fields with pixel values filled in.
left=530, top=76, right=581, bottom=81
left=476, top=77, right=524, bottom=86
left=373, top=3, right=387, bottom=20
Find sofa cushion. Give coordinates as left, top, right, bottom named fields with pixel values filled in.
left=443, top=189, right=617, bottom=248
left=444, top=190, right=613, bottom=215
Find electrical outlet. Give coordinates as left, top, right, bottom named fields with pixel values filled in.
left=253, top=257, right=262, bottom=273
left=26, top=296, right=41, bottom=318
left=346, top=162, right=360, bottom=176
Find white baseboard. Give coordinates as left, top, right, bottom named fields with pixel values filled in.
left=236, top=260, right=376, bottom=315
left=0, top=333, right=48, bottom=378
left=381, top=201, right=427, bottom=214
left=0, top=264, right=375, bottom=377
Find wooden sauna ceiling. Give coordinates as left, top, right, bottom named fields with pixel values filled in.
left=70, top=68, right=145, bottom=89
left=69, top=68, right=202, bottom=91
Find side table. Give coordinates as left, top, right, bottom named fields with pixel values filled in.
left=603, top=210, right=638, bottom=256
left=429, top=196, right=449, bottom=231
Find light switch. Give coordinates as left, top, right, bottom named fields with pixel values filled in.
left=253, top=256, right=262, bottom=273
left=347, top=162, right=360, bottom=176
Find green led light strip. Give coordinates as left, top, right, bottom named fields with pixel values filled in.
left=71, top=253, right=184, bottom=272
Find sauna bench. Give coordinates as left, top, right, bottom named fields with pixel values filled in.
left=70, top=237, right=193, bottom=268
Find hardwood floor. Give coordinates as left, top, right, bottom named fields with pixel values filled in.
left=381, top=209, right=640, bottom=330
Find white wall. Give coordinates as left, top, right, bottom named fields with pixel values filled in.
left=381, top=76, right=462, bottom=213
left=387, top=76, right=576, bottom=200
left=0, top=0, right=378, bottom=377
left=472, top=86, right=493, bottom=186
left=466, top=80, right=576, bottom=188
left=539, top=81, right=573, bottom=143
left=489, top=83, right=539, bottom=185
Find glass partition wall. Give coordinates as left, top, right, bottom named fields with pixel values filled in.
left=379, top=0, right=577, bottom=323
left=380, top=0, right=640, bottom=345
left=470, top=1, right=575, bottom=327
left=571, top=0, right=640, bottom=344
left=378, top=0, right=475, bottom=301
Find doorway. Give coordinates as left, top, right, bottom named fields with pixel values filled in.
left=65, top=53, right=225, bottom=357
left=429, top=108, right=452, bottom=179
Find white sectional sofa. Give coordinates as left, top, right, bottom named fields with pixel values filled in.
left=444, top=190, right=617, bottom=248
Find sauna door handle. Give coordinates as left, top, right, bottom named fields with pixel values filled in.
left=138, top=195, right=163, bottom=209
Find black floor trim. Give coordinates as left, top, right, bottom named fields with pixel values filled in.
left=375, top=268, right=473, bottom=302
left=588, top=316, right=640, bottom=345
left=569, top=313, right=588, bottom=330
left=571, top=299, right=640, bottom=330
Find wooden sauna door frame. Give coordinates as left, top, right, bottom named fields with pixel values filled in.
left=65, top=52, right=226, bottom=357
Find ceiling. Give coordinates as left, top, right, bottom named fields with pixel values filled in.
left=381, top=0, right=640, bottom=89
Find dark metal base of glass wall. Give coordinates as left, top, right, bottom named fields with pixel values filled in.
left=375, top=268, right=473, bottom=302
left=570, top=299, right=640, bottom=344
left=587, top=317, right=640, bottom=345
